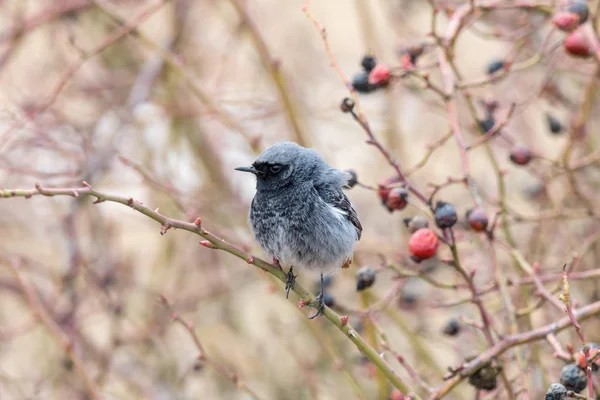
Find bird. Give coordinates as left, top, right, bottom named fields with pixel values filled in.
left=235, top=142, right=362, bottom=319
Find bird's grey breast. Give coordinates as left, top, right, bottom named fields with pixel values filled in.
left=249, top=182, right=357, bottom=271
left=249, top=186, right=313, bottom=259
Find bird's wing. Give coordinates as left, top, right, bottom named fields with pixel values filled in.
left=314, top=180, right=362, bottom=241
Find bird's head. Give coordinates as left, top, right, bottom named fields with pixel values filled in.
left=235, top=142, right=323, bottom=191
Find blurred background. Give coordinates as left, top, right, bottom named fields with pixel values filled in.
left=1, top=0, right=600, bottom=399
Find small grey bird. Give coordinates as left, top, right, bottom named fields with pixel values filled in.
left=235, top=142, right=362, bottom=318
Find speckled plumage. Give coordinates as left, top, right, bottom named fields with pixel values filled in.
left=239, top=142, right=361, bottom=275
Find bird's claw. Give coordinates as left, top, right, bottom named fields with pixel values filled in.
left=285, top=267, right=296, bottom=299
left=308, top=294, right=325, bottom=319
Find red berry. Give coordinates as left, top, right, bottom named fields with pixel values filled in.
left=466, top=208, right=489, bottom=232
left=552, top=12, right=581, bottom=32
left=509, top=144, right=532, bottom=165
left=564, top=30, right=592, bottom=58
left=408, top=228, right=439, bottom=260
left=377, top=185, right=391, bottom=204
left=386, top=187, right=409, bottom=212
left=577, top=350, right=588, bottom=369
left=368, top=64, right=391, bottom=86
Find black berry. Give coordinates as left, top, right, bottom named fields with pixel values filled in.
left=569, top=1, right=589, bottom=24
left=361, top=55, right=377, bottom=72
left=356, top=266, right=376, bottom=291
left=487, top=59, right=505, bottom=75
left=434, top=201, right=458, bottom=229
left=314, top=275, right=334, bottom=292
left=545, top=383, right=568, bottom=400
left=477, top=115, right=496, bottom=133
left=560, top=363, right=587, bottom=393
left=546, top=114, right=563, bottom=135
left=443, top=319, right=461, bottom=336
left=352, top=72, right=377, bottom=93
left=322, top=292, right=335, bottom=307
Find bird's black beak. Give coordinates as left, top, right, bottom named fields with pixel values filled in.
left=235, top=166, right=259, bottom=175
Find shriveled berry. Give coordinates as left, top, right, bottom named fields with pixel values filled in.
left=408, top=228, right=439, bottom=260
left=477, top=115, right=496, bottom=133
left=443, top=319, right=461, bottom=336
left=434, top=201, right=458, bottom=229
left=569, top=1, right=589, bottom=24
left=466, top=208, right=489, bottom=232
left=344, top=169, right=358, bottom=189
left=564, top=30, right=592, bottom=58
left=509, top=144, right=532, bottom=166
left=546, top=113, right=563, bottom=134
left=468, top=361, right=500, bottom=391
left=356, top=266, right=376, bottom=291
left=552, top=12, right=581, bottom=32
left=352, top=72, right=377, bottom=93
left=368, top=64, right=391, bottom=87
left=323, top=293, right=335, bottom=307
left=403, top=215, right=429, bottom=233
left=560, top=363, right=587, bottom=393
left=340, top=97, right=355, bottom=113
left=487, top=59, right=505, bottom=74
left=361, top=55, right=377, bottom=72
left=386, top=187, right=409, bottom=212
left=545, top=383, right=568, bottom=400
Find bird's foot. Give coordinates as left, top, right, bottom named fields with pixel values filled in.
left=285, top=266, right=296, bottom=299
left=308, top=293, right=325, bottom=319
left=273, top=257, right=282, bottom=269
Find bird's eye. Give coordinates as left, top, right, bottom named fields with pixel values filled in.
left=269, top=165, right=282, bottom=174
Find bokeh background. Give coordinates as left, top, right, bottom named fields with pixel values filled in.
left=1, top=0, right=600, bottom=399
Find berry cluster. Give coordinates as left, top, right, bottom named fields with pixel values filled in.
left=553, top=2, right=592, bottom=58
left=544, top=344, right=600, bottom=398
left=351, top=55, right=391, bottom=93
